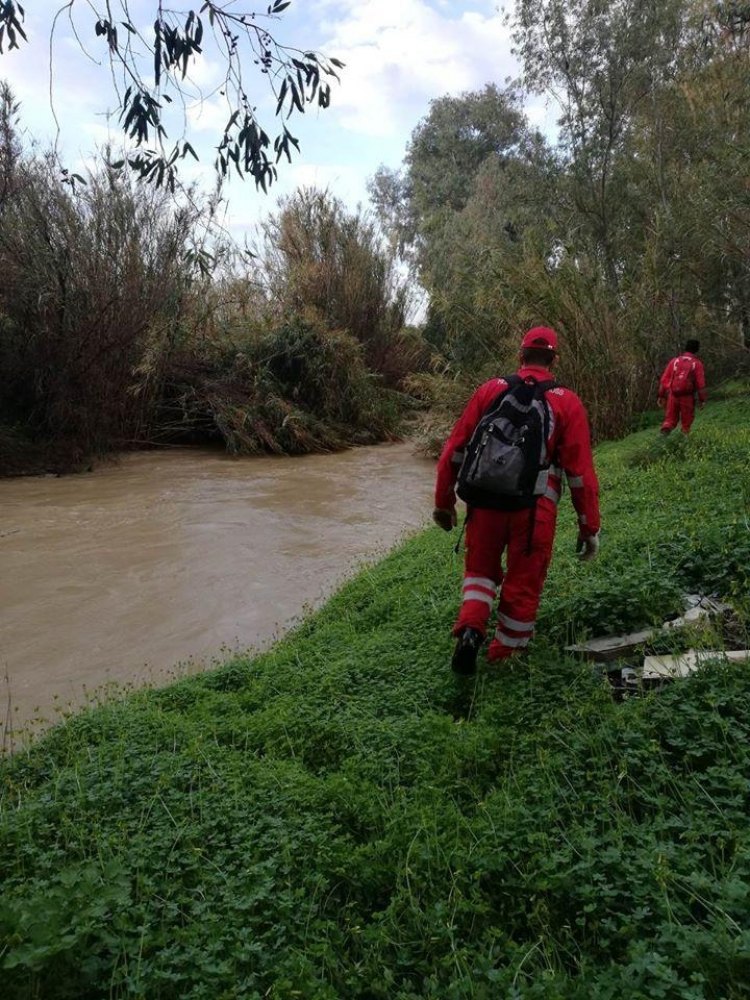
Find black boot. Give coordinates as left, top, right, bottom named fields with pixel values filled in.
left=451, top=627, right=483, bottom=676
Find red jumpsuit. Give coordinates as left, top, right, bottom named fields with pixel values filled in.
left=658, top=352, right=706, bottom=434
left=435, top=365, right=600, bottom=661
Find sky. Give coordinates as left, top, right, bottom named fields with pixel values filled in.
left=0, top=0, right=551, bottom=241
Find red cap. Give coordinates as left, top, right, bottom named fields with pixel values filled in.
left=521, top=326, right=558, bottom=352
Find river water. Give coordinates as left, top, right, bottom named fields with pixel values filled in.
left=0, top=443, right=435, bottom=741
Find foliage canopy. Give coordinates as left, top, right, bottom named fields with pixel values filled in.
left=371, top=0, right=750, bottom=436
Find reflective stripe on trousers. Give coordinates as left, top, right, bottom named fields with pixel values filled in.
left=453, top=504, right=557, bottom=641
left=493, top=629, right=531, bottom=648
left=462, top=575, right=497, bottom=608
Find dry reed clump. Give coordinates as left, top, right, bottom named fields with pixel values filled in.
left=152, top=318, right=405, bottom=455
left=0, top=151, right=203, bottom=468
left=1, top=83, right=425, bottom=473
left=256, top=188, right=423, bottom=388
left=0, top=124, right=423, bottom=473
left=404, top=364, right=488, bottom=458
left=1, top=89, right=424, bottom=475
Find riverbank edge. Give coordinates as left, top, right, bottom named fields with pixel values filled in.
left=3, top=386, right=749, bottom=747
left=0, top=424, right=416, bottom=480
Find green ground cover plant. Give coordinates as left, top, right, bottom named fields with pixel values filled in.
left=1, top=394, right=750, bottom=998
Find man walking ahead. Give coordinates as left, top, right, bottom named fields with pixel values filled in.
left=658, top=339, right=707, bottom=435
left=433, top=327, right=601, bottom=675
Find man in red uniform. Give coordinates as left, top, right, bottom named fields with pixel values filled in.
left=433, top=326, right=601, bottom=674
left=658, top=339, right=707, bottom=435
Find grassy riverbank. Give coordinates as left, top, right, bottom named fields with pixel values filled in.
left=2, top=391, right=750, bottom=998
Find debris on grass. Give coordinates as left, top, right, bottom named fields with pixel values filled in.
left=642, top=648, right=750, bottom=680
left=566, top=595, right=733, bottom=662
left=603, top=648, right=750, bottom=700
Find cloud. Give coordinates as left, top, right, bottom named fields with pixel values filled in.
left=186, top=95, right=233, bottom=136
left=525, top=95, right=561, bottom=142
left=282, top=161, right=365, bottom=204
left=216, top=159, right=367, bottom=235
left=2, top=1, right=519, bottom=158
left=313, top=0, right=518, bottom=140
left=0, top=0, right=527, bottom=239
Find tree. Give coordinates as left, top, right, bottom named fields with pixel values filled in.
left=0, top=1, right=342, bottom=191
left=367, top=0, right=748, bottom=444
left=0, top=79, right=20, bottom=211
left=0, top=142, right=211, bottom=453
left=511, top=0, right=686, bottom=290
left=624, top=0, right=750, bottom=349
left=371, top=84, right=551, bottom=273
left=369, top=84, right=555, bottom=357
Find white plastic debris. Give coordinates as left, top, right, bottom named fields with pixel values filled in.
left=641, top=649, right=750, bottom=680
left=566, top=596, right=733, bottom=662
left=566, top=627, right=658, bottom=662
left=662, top=597, right=733, bottom=632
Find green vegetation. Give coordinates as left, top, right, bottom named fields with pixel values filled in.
left=2, top=396, right=749, bottom=998
left=373, top=1, right=750, bottom=441
left=0, top=86, right=417, bottom=475
left=7, top=0, right=750, bottom=472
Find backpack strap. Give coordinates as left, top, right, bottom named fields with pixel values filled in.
left=533, top=379, right=558, bottom=393
left=527, top=379, right=558, bottom=472
left=525, top=379, right=558, bottom=550
left=482, top=374, right=523, bottom=418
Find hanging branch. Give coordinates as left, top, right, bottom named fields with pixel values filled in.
left=1, top=1, right=343, bottom=191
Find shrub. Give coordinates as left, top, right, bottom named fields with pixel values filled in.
left=0, top=152, right=202, bottom=464
left=153, top=318, right=406, bottom=454
left=256, top=188, right=420, bottom=387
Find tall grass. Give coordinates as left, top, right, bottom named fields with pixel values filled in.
left=1, top=393, right=749, bottom=998
left=0, top=150, right=204, bottom=463
left=0, top=131, right=421, bottom=474
left=256, top=188, right=427, bottom=387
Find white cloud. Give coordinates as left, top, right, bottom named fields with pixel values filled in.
left=186, top=94, right=233, bottom=135
left=0, top=0, right=528, bottom=240
left=284, top=162, right=364, bottom=200
left=314, top=0, right=518, bottom=140
left=525, top=94, right=561, bottom=141
left=217, top=160, right=367, bottom=236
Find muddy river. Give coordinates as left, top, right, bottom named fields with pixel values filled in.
left=0, top=443, right=435, bottom=740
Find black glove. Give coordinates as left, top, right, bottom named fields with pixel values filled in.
left=432, top=507, right=457, bottom=532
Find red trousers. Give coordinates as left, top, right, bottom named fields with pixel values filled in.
left=661, top=393, right=695, bottom=434
left=455, top=503, right=557, bottom=661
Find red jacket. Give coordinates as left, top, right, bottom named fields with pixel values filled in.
left=658, top=352, right=706, bottom=402
left=435, top=365, right=601, bottom=536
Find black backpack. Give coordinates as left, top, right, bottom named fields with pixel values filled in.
left=456, top=375, right=557, bottom=511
